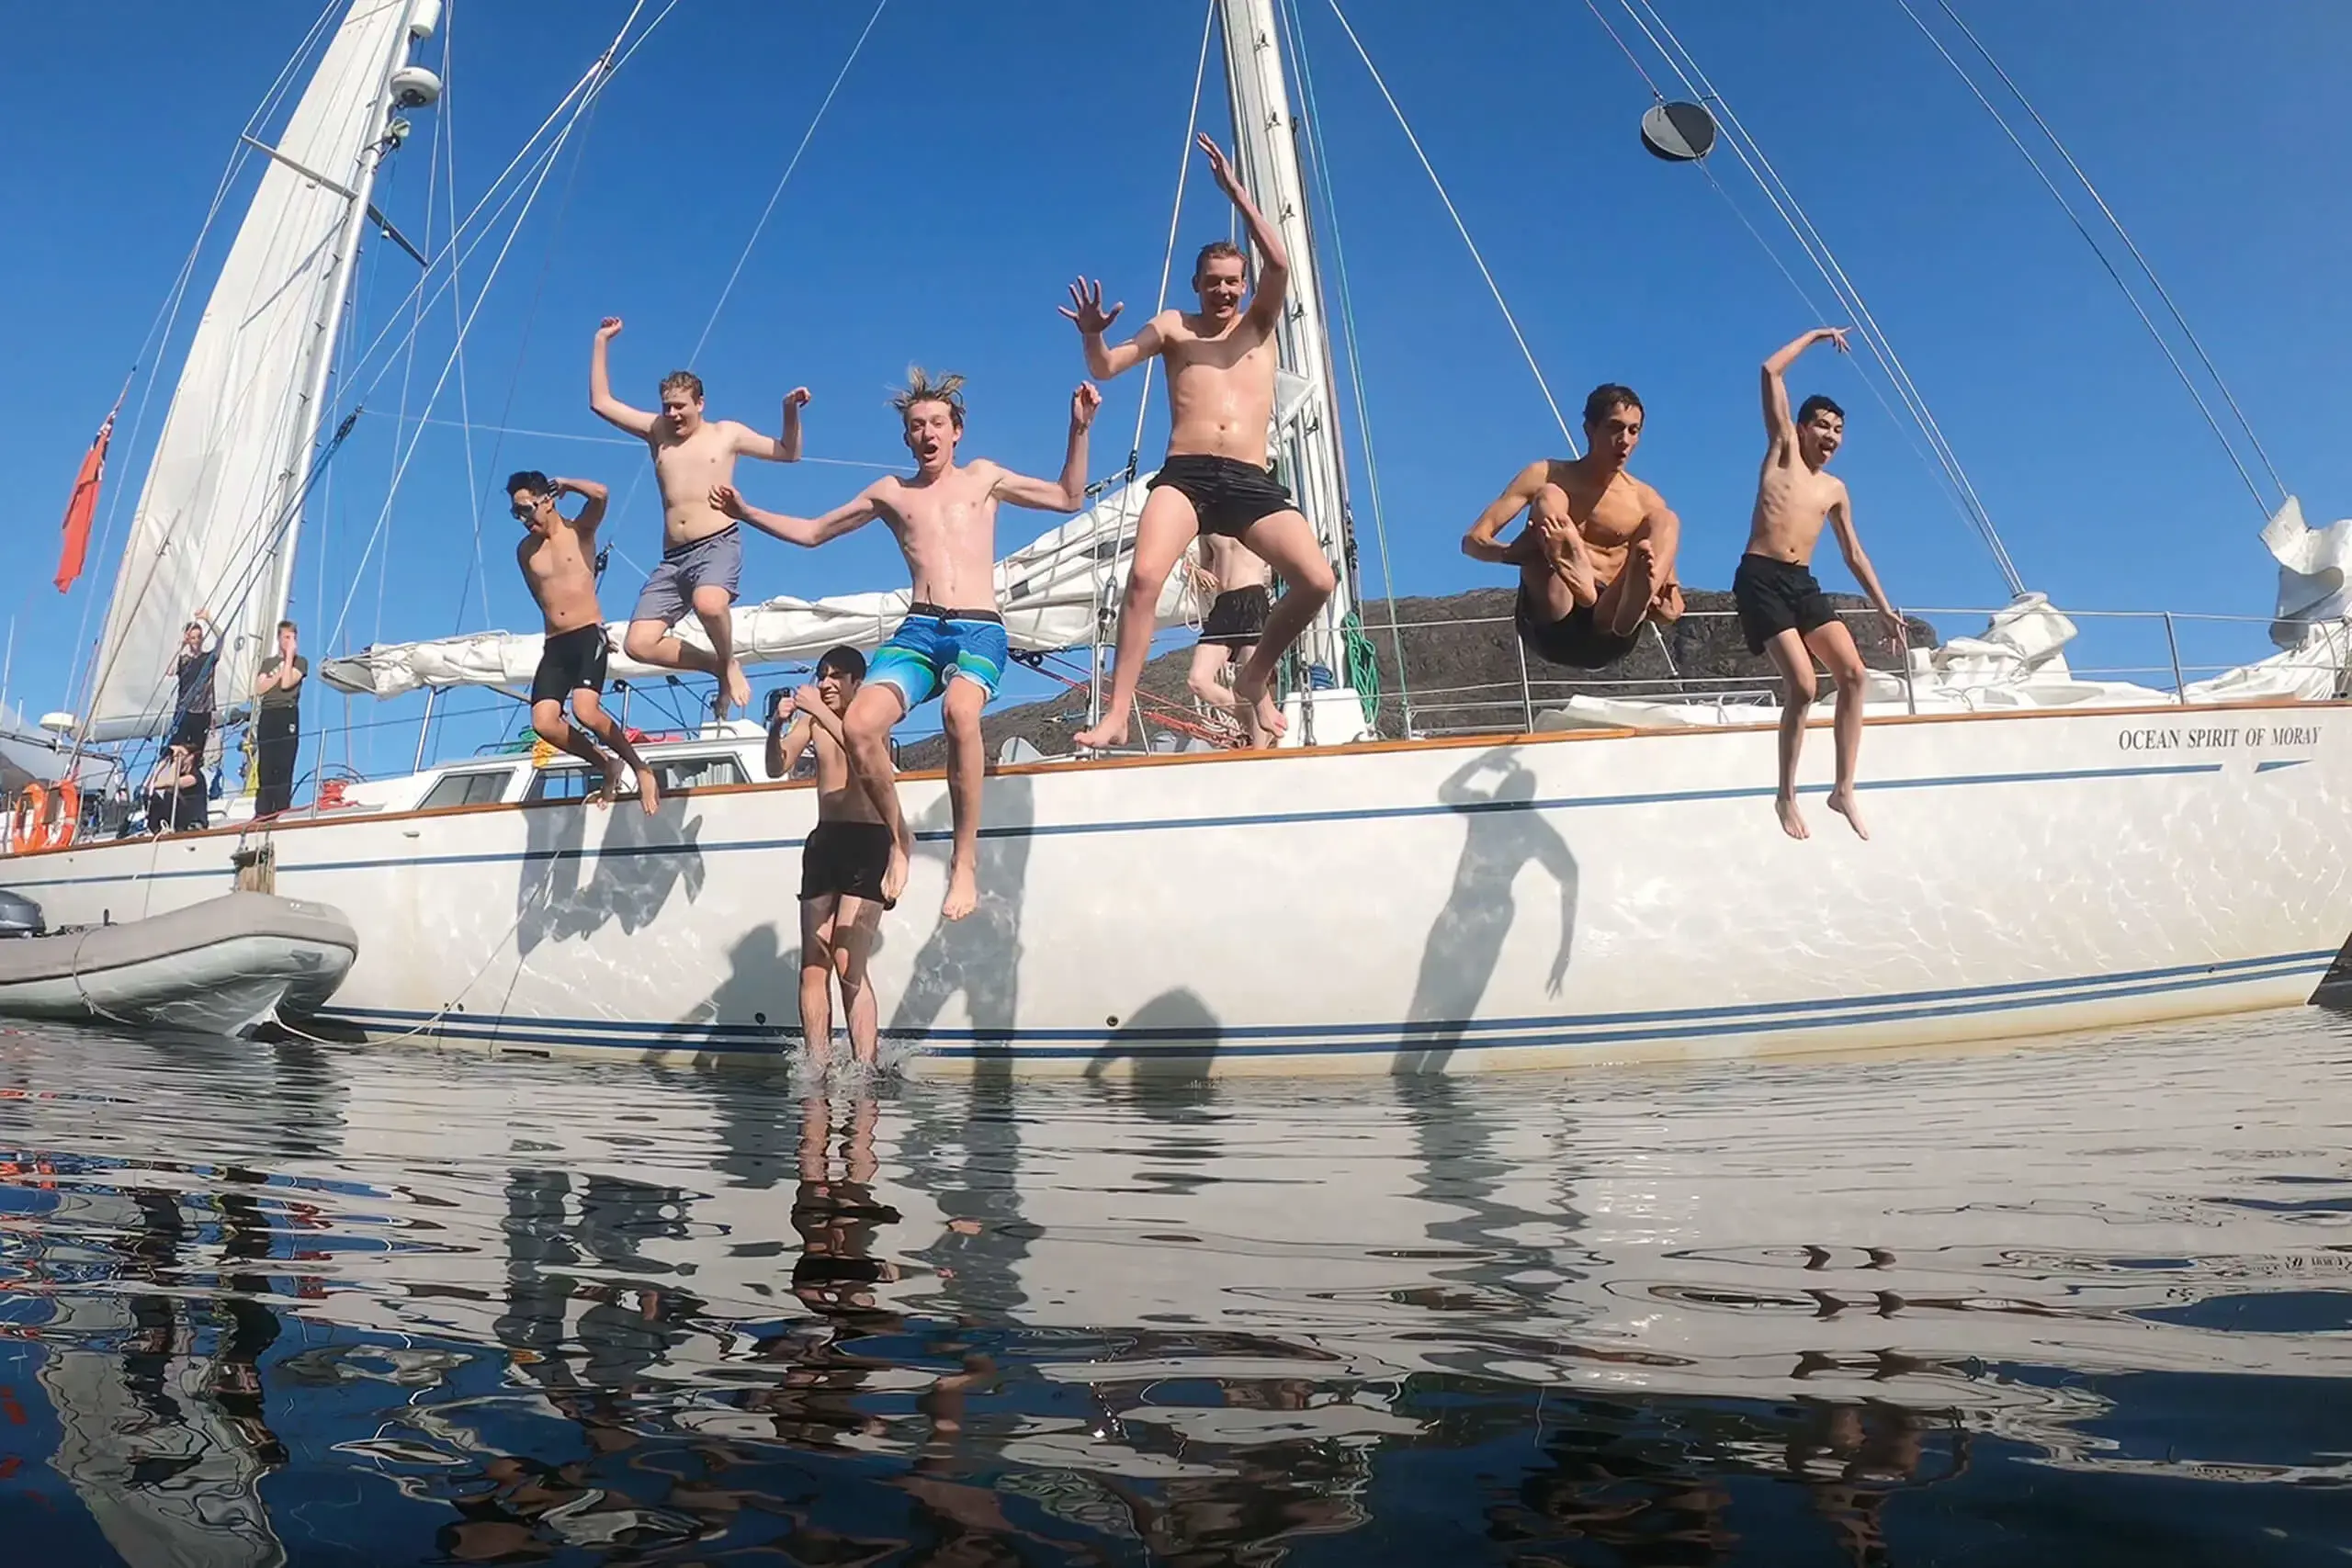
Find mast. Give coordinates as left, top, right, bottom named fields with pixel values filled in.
left=257, top=0, right=437, bottom=670
left=1217, top=0, right=1362, bottom=717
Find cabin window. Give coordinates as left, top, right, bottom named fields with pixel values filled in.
left=526, top=768, right=596, bottom=804
left=657, top=755, right=746, bottom=792
left=419, top=770, right=514, bottom=810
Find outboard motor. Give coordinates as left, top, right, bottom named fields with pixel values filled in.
left=0, top=889, right=42, bottom=940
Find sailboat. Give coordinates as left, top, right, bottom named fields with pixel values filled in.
left=6, top=0, right=2349, bottom=1073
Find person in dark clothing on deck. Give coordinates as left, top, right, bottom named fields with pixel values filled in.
left=168, top=608, right=219, bottom=754
left=252, top=619, right=306, bottom=816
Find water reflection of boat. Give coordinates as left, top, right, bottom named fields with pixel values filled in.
left=3, top=1019, right=2349, bottom=1558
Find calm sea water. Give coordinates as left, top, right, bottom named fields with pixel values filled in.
left=0, top=1010, right=2349, bottom=1565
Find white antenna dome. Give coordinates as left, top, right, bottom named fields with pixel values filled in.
left=390, top=65, right=441, bottom=110
left=408, top=0, right=444, bottom=40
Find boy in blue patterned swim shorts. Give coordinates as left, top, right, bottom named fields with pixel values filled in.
left=714, top=368, right=1099, bottom=920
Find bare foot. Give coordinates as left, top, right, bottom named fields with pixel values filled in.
left=1775, top=795, right=1809, bottom=840
left=1826, top=786, right=1869, bottom=840
left=1232, top=671, right=1288, bottom=749
left=1071, top=713, right=1128, bottom=751
left=633, top=766, right=662, bottom=817
left=721, top=660, right=751, bottom=717
left=588, top=772, right=616, bottom=809
left=880, top=838, right=909, bottom=910
left=942, top=859, right=978, bottom=921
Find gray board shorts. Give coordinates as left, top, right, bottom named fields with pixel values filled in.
left=632, top=525, right=743, bottom=626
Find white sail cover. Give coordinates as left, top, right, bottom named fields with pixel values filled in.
left=322, top=476, right=1200, bottom=699
left=85, top=0, right=407, bottom=741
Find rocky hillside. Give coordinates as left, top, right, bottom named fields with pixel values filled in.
left=899, top=585, right=1933, bottom=768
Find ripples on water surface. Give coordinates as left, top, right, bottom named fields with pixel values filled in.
left=0, top=1012, right=2348, bottom=1563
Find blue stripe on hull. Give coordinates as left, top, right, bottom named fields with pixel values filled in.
left=308, top=950, right=2330, bottom=1061
left=6, top=759, right=2232, bottom=889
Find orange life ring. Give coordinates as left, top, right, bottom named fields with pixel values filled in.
left=42, top=782, right=78, bottom=851
left=9, top=785, right=47, bottom=855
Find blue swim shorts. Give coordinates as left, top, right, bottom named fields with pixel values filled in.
left=865, top=604, right=1008, bottom=708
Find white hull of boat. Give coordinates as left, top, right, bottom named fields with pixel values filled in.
left=0, top=893, right=359, bottom=1037
left=4, top=700, right=2346, bottom=1073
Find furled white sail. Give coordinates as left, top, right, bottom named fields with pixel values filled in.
left=321, top=476, right=1199, bottom=699
left=85, top=0, right=413, bottom=741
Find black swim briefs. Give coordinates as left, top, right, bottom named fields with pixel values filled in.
left=1514, top=587, right=1640, bottom=671
left=1200, top=584, right=1272, bottom=649
left=1149, top=454, right=1294, bottom=538
left=530, top=624, right=609, bottom=705
left=800, top=820, right=893, bottom=903
left=1731, top=553, right=1836, bottom=654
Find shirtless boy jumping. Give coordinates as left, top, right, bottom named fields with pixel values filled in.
left=1063, top=133, right=1338, bottom=750
left=589, top=317, right=807, bottom=718
left=715, top=372, right=1100, bottom=919
left=1464, top=384, right=1685, bottom=671
left=1736, top=327, right=1900, bottom=840
left=510, top=470, right=659, bottom=815
left=767, top=646, right=886, bottom=1069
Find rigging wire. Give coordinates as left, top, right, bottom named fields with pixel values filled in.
left=1611, top=0, right=2026, bottom=595
left=688, top=0, right=891, bottom=365
left=1322, top=0, right=1577, bottom=453
left=1274, top=0, right=1413, bottom=725
left=1898, top=0, right=2283, bottom=515
left=1092, top=0, right=1219, bottom=734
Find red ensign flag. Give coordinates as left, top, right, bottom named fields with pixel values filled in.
left=54, top=412, right=115, bottom=593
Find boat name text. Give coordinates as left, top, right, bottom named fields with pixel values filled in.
left=2116, top=725, right=2321, bottom=751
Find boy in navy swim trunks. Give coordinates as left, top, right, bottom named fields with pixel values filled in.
left=1060, top=134, right=1339, bottom=749
left=714, top=369, right=1099, bottom=919
left=1737, top=327, right=1901, bottom=840
left=511, top=469, right=659, bottom=815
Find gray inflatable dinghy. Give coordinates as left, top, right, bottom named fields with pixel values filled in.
left=0, top=891, right=358, bottom=1036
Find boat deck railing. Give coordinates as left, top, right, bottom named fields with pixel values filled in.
left=1363, top=605, right=2351, bottom=739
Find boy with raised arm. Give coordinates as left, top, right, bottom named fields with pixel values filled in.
left=1736, top=327, right=1901, bottom=840
left=714, top=372, right=1101, bottom=919
left=1060, top=133, right=1338, bottom=750
left=766, top=647, right=887, bottom=1070
left=510, top=469, right=660, bottom=815
left=1463, top=384, right=1686, bottom=670
left=588, top=316, right=808, bottom=719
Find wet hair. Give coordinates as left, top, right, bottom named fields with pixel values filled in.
left=891, top=366, right=967, bottom=432
left=277, top=620, right=297, bottom=636
left=1581, top=384, right=1643, bottom=428
left=659, top=369, right=705, bottom=403
left=816, top=645, right=866, bottom=681
left=1194, top=239, right=1246, bottom=278
left=1797, top=393, right=1846, bottom=425
left=506, top=469, right=552, bottom=498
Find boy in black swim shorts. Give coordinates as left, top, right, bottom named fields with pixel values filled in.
left=512, top=469, right=659, bottom=815
left=767, top=646, right=887, bottom=1068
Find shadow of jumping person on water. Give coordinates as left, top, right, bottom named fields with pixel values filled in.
left=1396, top=747, right=1577, bottom=1074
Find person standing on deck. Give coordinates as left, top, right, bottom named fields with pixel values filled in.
left=714, top=371, right=1100, bottom=919
left=251, top=619, right=305, bottom=817
left=767, top=646, right=887, bottom=1070
left=167, top=609, right=219, bottom=756
left=588, top=317, right=808, bottom=719
left=1736, top=328, right=1901, bottom=840
left=1462, top=385, right=1686, bottom=671
left=510, top=470, right=661, bottom=816
left=1061, top=134, right=1338, bottom=750
left=1185, top=533, right=1272, bottom=734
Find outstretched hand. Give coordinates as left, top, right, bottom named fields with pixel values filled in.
left=1070, top=381, right=1102, bottom=429
left=783, top=387, right=811, bottom=410
left=709, top=483, right=747, bottom=520
left=1196, top=132, right=1242, bottom=197
left=596, top=316, right=624, bottom=340
left=1821, top=325, right=1851, bottom=354
left=1058, top=277, right=1123, bottom=336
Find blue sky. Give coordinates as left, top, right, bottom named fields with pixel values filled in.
left=3, top=1, right=2347, bottom=771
